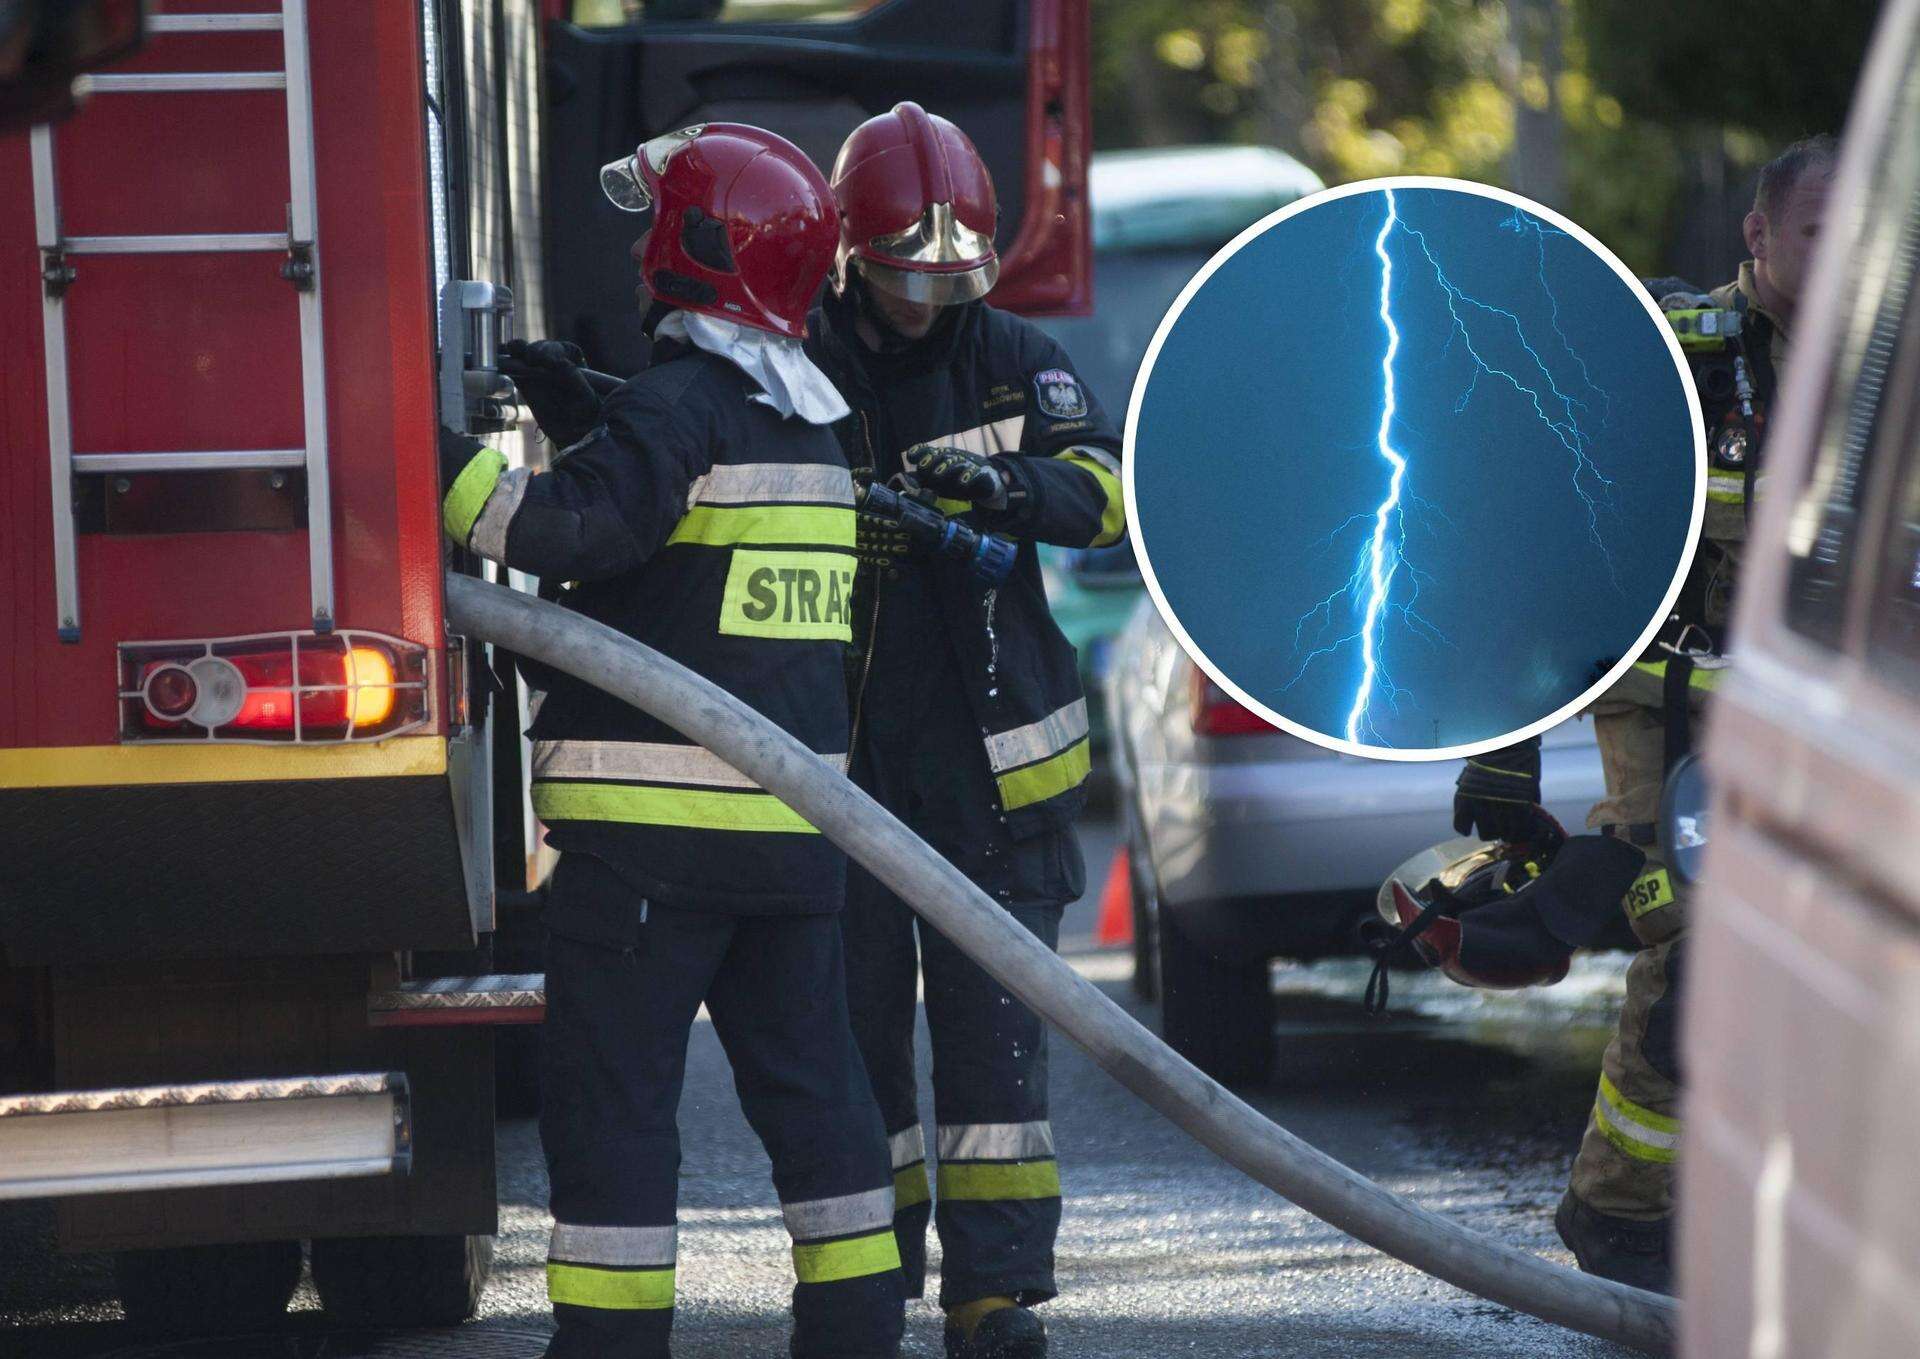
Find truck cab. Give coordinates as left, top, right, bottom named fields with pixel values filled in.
left=0, top=0, right=1087, bottom=1331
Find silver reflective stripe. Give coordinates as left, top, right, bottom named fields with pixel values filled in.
left=550, top=1221, right=678, bottom=1267
left=781, top=1186, right=895, bottom=1243
left=1597, top=1081, right=1680, bottom=1153
left=927, top=414, right=1025, bottom=458
left=1063, top=443, right=1121, bottom=476
left=984, top=699, right=1090, bottom=775
left=888, top=1124, right=926, bottom=1169
left=470, top=465, right=531, bottom=561
left=937, top=1120, right=1056, bottom=1161
left=533, top=740, right=847, bottom=788
left=687, top=462, right=854, bottom=508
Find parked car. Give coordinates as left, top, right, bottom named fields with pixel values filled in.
left=1039, top=145, right=1325, bottom=769
left=1104, top=596, right=1607, bottom=1081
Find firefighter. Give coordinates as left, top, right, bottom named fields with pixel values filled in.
left=1451, top=135, right=1836, bottom=1294
left=803, top=102, right=1126, bottom=1359
left=441, top=123, right=904, bottom=1359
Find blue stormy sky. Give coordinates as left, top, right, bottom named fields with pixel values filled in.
left=1133, top=186, right=1696, bottom=752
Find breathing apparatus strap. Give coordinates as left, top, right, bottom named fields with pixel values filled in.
left=1663, top=652, right=1695, bottom=774
left=1733, top=291, right=1777, bottom=525
left=1360, top=890, right=1453, bottom=1016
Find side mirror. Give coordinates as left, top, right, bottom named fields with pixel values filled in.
left=1657, top=752, right=1710, bottom=889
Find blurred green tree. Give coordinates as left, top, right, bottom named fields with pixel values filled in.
left=1089, top=0, right=1876, bottom=273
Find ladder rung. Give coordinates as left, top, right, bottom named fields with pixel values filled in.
left=74, top=450, right=306, bottom=475
left=149, top=13, right=286, bottom=33
left=65, top=233, right=290, bottom=256
left=88, top=72, right=286, bottom=94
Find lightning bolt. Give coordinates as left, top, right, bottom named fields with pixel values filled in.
left=1346, top=193, right=1410, bottom=744
left=1281, top=189, right=1616, bottom=748
left=1398, top=207, right=1620, bottom=583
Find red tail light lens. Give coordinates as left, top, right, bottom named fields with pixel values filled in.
left=119, top=631, right=431, bottom=743
left=1189, top=667, right=1279, bottom=736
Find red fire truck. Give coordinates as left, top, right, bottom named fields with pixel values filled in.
left=0, top=0, right=1089, bottom=1330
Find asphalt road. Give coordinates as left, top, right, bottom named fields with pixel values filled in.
left=1, top=816, right=1639, bottom=1358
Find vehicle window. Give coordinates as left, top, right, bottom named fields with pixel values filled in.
left=1865, top=264, right=1920, bottom=692
left=1783, top=53, right=1920, bottom=650
left=569, top=0, right=888, bottom=24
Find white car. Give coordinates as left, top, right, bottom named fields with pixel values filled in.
left=1104, top=596, right=1607, bottom=1081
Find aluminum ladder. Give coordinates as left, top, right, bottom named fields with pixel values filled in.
left=30, top=1, right=335, bottom=641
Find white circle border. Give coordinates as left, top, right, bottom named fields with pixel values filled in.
left=1120, top=174, right=1709, bottom=763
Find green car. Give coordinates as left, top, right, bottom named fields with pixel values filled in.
left=1038, top=145, right=1324, bottom=768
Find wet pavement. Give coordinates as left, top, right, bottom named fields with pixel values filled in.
left=1, top=817, right=1639, bottom=1358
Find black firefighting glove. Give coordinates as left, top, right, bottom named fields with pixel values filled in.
left=855, top=501, right=916, bottom=569
left=499, top=339, right=603, bottom=450
left=1453, top=835, right=1646, bottom=979
left=901, top=443, right=1010, bottom=510
left=1453, top=736, right=1544, bottom=841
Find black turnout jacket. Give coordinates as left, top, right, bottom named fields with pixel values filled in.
left=805, top=288, right=1126, bottom=842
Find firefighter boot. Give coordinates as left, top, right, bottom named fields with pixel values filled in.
left=1554, top=1190, right=1673, bottom=1295
left=944, top=1298, right=1047, bottom=1359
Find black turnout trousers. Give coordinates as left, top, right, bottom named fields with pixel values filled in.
left=842, top=707, right=1081, bottom=1309
left=539, top=853, right=905, bottom=1359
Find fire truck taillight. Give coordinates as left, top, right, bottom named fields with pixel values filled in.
left=118, top=632, right=432, bottom=744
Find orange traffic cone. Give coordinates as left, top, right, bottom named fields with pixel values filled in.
left=1094, top=846, right=1133, bottom=947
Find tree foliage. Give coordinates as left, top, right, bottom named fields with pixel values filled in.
left=1579, top=0, right=1876, bottom=142
left=1089, top=0, right=1877, bottom=271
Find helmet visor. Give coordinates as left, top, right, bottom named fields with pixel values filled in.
left=599, top=126, right=708, bottom=213
left=600, top=154, right=652, bottom=213
left=854, top=254, right=1000, bottom=306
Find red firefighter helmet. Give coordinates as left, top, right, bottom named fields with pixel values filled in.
left=829, top=101, right=999, bottom=305
left=599, top=123, right=837, bottom=339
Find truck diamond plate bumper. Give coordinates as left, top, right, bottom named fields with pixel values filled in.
left=368, top=973, right=546, bottom=1026
left=0, top=1072, right=411, bottom=1202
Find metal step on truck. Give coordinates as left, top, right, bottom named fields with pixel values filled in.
left=0, top=0, right=1088, bottom=1332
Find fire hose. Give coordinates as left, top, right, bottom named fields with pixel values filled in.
left=445, top=572, right=1678, bottom=1354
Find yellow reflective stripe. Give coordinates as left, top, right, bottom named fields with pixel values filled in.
left=995, top=737, right=1091, bottom=812
left=443, top=448, right=506, bottom=543
left=718, top=549, right=856, bottom=641
left=984, top=699, right=1089, bottom=774
left=0, top=736, right=446, bottom=789
left=932, top=496, right=974, bottom=516
left=1707, top=474, right=1746, bottom=504
left=547, top=1261, right=676, bottom=1310
left=791, top=1229, right=901, bottom=1285
left=1599, top=1073, right=1679, bottom=1134
left=1593, top=1074, right=1679, bottom=1164
left=893, top=1163, right=931, bottom=1211
left=667, top=504, right=855, bottom=549
left=1632, top=660, right=1723, bottom=692
left=936, top=1159, right=1062, bottom=1201
left=1622, top=867, right=1676, bottom=919
left=533, top=781, right=818, bottom=834
left=1057, top=450, right=1125, bottom=547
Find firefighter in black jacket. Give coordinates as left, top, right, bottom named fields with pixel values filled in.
left=443, top=124, right=904, bottom=1359
left=805, top=103, right=1126, bottom=1359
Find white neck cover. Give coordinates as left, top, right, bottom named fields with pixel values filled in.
left=655, top=310, right=850, bottom=426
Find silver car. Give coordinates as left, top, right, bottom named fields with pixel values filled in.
left=1104, top=595, right=1607, bottom=1080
